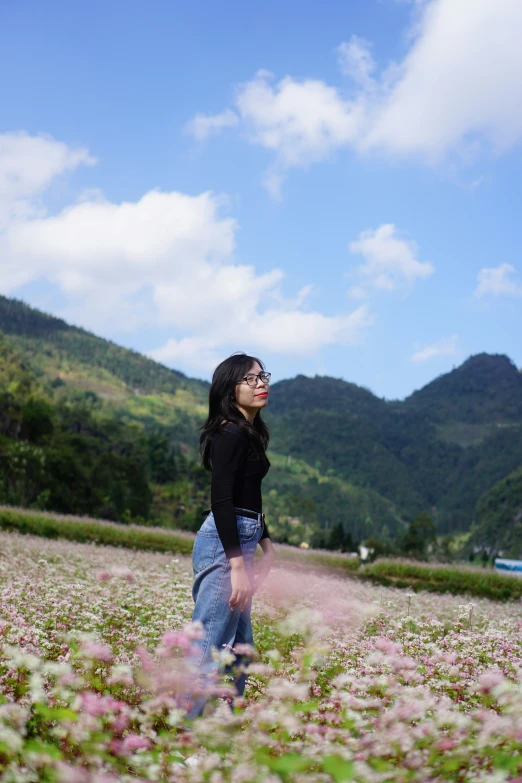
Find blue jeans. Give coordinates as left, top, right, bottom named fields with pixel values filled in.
left=186, top=510, right=264, bottom=718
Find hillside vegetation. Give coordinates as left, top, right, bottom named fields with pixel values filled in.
left=471, top=465, right=522, bottom=559
left=1, top=294, right=522, bottom=554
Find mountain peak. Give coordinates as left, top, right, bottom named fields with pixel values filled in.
left=457, top=352, right=519, bottom=376
left=403, top=352, right=522, bottom=423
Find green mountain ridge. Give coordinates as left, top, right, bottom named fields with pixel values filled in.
left=401, top=352, right=522, bottom=423
left=0, top=295, right=206, bottom=397
left=1, top=294, right=521, bottom=544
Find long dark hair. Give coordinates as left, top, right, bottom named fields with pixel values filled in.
left=200, top=352, right=270, bottom=471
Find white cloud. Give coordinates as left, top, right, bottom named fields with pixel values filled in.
left=149, top=336, right=223, bottom=373
left=185, top=109, right=239, bottom=141
left=474, top=262, right=522, bottom=297
left=243, top=305, right=373, bottom=354
left=0, top=131, right=95, bottom=228
left=234, top=70, right=363, bottom=168
left=410, top=334, right=460, bottom=363
left=188, top=0, right=522, bottom=192
left=0, top=131, right=373, bottom=372
left=150, top=305, right=373, bottom=368
left=365, top=0, right=522, bottom=158
left=348, top=224, right=434, bottom=296
left=336, top=37, right=376, bottom=91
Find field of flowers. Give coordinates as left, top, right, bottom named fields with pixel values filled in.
left=1, top=529, right=522, bottom=782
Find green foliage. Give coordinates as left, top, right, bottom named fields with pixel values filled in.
left=0, top=334, right=159, bottom=522
left=0, top=294, right=206, bottom=397
left=471, top=465, right=522, bottom=558
left=323, top=522, right=355, bottom=552
left=400, top=512, right=437, bottom=559
left=363, top=535, right=396, bottom=563
left=263, top=453, right=403, bottom=546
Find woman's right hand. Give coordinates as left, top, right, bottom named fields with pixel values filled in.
left=229, top=557, right=251, bottom=611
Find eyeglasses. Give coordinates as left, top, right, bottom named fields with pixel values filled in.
left=239, top=372, right=271, bottom=387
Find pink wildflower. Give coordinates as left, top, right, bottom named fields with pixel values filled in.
left=182, top=620, right=205, bottom=640
left=59, top=672, right=78, bottom=686
left=80, top=692, right=126, bottom=717
left=110, top=733, right=152, bottom=756
left=390, top=655, right=417, bottom=672
left=374, top=637, right=400, bottom=656
left=233, top=643, right=258, bottom=658
left=135, top=646, right=154, bottom=673
left=161, top=629, right=192, bottom=653
left=478, top=669, right=504, bottom=693
left=109, top=565, right=135, bottom=582
left=437, top=738, right=458, bottom=751
left=81, top=640, right=113, bottom=662
left=56, top=763, right=90, bottom=782
left=122, top=733, right=151, bottom=752
left=441, top=652, right=458, bottom=664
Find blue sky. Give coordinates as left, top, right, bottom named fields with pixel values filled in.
left=1, top=0, right=522, bottom=400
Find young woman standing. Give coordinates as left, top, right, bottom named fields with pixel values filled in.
left=187, top=353, right=275, bottom=718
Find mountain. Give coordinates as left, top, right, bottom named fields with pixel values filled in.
left=471, top=465, right=522, bottom=559
left=0, top=296, right=401, bottom=543
left=1, top=294, right=521, bottom=543
left=266, top=363, right=522, bottom=533
left=0, top=295, right=202, bottom=397
left=0, top=295, right=208, bottom=445
left=401, top=353, right=522, bottom=424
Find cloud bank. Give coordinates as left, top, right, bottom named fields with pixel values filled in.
left=187, top=0, right=522, bottom=194
left=0, top=131, right=373, bottom=373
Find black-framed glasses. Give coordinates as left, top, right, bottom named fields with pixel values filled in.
left=240, top=372, right=271, bottom=387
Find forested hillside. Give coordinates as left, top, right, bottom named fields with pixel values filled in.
left=0, top=332, right=205, bottom=522
left=0, top=295, right=202, bottom=396
left=0, top=297, right=400, bottom=545
left=1, top=294, right=522, bottom=553
left=266, top=362, right=522, bottom=534
left=471, top=465, right=522, bottom=559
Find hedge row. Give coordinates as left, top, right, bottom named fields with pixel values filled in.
left=0, top=506, right=194, bottom=556
left=362, top=558, right=522, bottom=602
left=276, top=545, right=361, bottom=574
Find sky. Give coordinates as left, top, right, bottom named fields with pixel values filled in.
left=1, top=0, right=522, bottom=401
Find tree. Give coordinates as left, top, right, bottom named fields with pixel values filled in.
left=327, top=522, right=354, bottom=552
left=400, top=512, right=436, bottom=559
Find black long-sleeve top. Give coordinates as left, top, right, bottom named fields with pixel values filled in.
left=210, top=422, right=270, bottom=559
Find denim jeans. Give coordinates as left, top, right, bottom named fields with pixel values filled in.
left=186, top=510, right=264, bottom=719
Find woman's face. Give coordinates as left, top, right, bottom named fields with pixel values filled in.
left=234, top=361, right=269, bottom=415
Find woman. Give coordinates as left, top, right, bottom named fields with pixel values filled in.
left=187, top=352, right=275, bottom=718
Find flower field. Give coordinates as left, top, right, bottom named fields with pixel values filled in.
left=1, top=530, right=522, bottom=782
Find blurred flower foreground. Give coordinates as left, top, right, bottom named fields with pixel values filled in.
left=1, top=530, right=522, bottom=782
